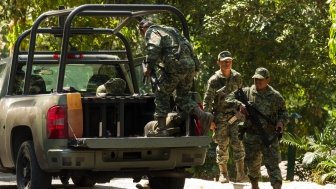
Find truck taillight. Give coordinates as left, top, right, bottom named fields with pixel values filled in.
left=47, top=105, right=68, bottom=139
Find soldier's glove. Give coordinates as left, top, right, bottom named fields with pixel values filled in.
left=239, top=104, right=249, bottom=116
left=238, top=127, right=247, bottom=140
left=275, top=121, right=284, bottom=140
left=143, top=65, right=152, bottom=77
left=276, top=127, right=283, bottom=140
left=210, top=122, right=217, bottom=132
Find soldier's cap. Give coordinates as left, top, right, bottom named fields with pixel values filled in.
left=252, top=67, right=270, bottom=79
left=218, top=51, right=233, bottom=61
left=104, top=78, right=126, bottom=95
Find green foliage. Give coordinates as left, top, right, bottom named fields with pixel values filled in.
left=282, top=132, right=309, bottom=151
left=312, top=115, right=336, bottom=184
left=330, top=0, right=336, bottom=63
left=187, top=142, right=218, bottom=180
left=317, top=157, right=336, bottom=184
left=282, top=118, right=336, bottom=182
left=199, top=0, right=334, bottom=136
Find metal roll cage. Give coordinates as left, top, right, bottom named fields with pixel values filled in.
left=9, top=4, right=190, bottom=94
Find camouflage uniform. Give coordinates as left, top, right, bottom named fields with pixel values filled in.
left=242, top=84, right=287, bottom=186
left=144, top=25, right=199, bottom=118
left=203, top=69, right=245, bottom=165
left=227, top=73, right=288, bottom=188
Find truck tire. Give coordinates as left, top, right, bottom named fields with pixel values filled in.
left=60, top=175, right=70, bottom=185
left=71, top=175, right=96, bottom=187
left=16, top=140, right=52, bottom=189
left=148, top=176, right=185, bottom=189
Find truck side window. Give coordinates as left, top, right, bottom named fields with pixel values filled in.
left=13, top=69, right=25, bottom=95
left=29, top=75, right=47, bottom=94
left=0, top=62, right=7, bottom=95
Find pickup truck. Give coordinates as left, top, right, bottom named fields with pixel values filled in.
left=0, top=4, right=211, bottom=189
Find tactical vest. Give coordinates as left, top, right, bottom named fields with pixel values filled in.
left=244, top=85, right=280, bottom=134
left=212, top=70, right=241, bottom=113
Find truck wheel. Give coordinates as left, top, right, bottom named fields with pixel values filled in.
left=148, top=177, right=185, bottom=189
left=60, top=175, right=70, bottom=185
left=71, top=175, right=96, bottom=187
left=16, top=141, right=52, bottom=189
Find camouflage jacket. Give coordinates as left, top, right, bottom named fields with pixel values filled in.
left=203, top=69, right=242, bottom=114
left=144, top=25, right=198, bottom=73
left=227, top=85, right=289, bottom=134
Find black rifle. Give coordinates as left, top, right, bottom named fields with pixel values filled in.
left=234, top=88, right=281, bottom=148
left=142, top=60, right=159, bottom=92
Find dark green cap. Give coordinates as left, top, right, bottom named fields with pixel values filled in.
left=218, top=51, right=233, bottom=61
left=252, top=67, right=270, bottom=79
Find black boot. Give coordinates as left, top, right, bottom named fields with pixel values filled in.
left=146, top=117, right=180, bottom=137
left=272, top=182, right=282, bottom=189
left=218, top=164, right=230, bottom=183
left=249, top=176, right=260, bottom=189
left=235, top=159, right=248, bottom=182
left=147, top=117, right=169, bottom=137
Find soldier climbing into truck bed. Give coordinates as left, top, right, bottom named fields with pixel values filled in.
left=139, top=19, right=213, bottom=137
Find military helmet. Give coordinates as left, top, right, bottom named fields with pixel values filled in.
left=104, top=78, right=126, bottom=95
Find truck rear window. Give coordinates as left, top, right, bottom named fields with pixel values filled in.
left=19, top=63, right=131, bottom=94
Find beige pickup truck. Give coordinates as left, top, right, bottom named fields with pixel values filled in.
left=0, top=4, right=211, bottom=189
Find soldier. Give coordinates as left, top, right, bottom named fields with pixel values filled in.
left=227, top=67, right=288, bottom=189
left=203, top=51, right=247, bottom=183
left=139, top=19, right=213, bottom=136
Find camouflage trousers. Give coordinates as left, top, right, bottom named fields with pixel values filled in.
left=212, top=113, right=245, bottom=164
left=154, top=69, right=196, bottom=118
left=243, top=133, right=282, bottom=185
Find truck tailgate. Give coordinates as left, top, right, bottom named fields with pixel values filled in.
left=69, top=136, right=211, bottom=149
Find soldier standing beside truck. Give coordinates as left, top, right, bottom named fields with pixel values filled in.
left=203, top=51, right=247, bottom=183
left=139, top=19, right=213, bottom=136
left=227, top=67, right=289, bottom=189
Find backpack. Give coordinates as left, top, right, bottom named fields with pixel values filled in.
left=160, top=25, right=201, bottom=71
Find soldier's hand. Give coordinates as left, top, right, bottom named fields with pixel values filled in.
left=276, top=121, right=284, bottom=133
left=143, top=66, right=152, bottom=77
left=238, top=127, right=246, bottom=140
left=210, top=121, right=217, bottom=131
left=238, top=132, right=244, bottom=140
left=239, top=104, right=248, bottom=116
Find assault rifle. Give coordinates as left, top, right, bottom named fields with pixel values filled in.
left=142, top=60, right=159, bottom=92
left=234, top=88, right=281, bottom=148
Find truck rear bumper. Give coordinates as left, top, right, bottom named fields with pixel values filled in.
left=68, top=136, right=211, bottom=148
left=46, top=136, right=211, bottom=171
